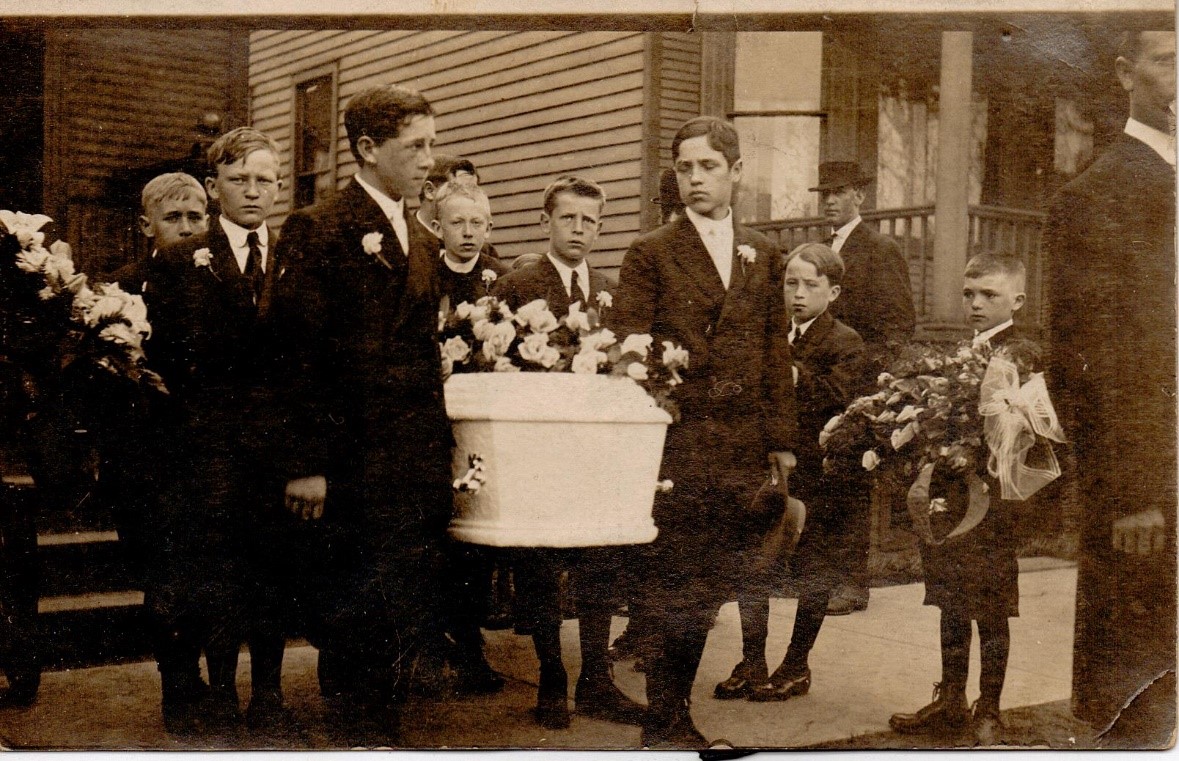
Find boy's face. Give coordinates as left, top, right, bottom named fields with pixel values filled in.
left=432, top=195, right=492, bottom=264
left=140, top=192, right=207, bottom=249
left=675, top=135, right=741, bottom=220
left=361, top=114, right=436, bottom=201
left=962, top=272, right=1025, bottom=332
left=206, top=149, right=281, bottom=230
left=785, top=256, right=840, bottom=324
left=820, top=184, right=864, bottom=229
left=541, top=192, right=602, bottom=268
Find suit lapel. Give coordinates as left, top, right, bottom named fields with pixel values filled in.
left=668, top=217, right=726, bottom=307
left=716, top=224, right=759, bottom=327
left=793, top=310, right=834, bottom=361
left=203, top=225, right=255, bottom=313
left=345, top=180, right=408, bottom=270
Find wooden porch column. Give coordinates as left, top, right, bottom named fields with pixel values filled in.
left=930, top=31, right=974, bottom=325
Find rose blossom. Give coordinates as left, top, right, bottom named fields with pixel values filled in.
left=626, top=362, right=649, bottom=381
left=620, top=333, right=653, bottom=359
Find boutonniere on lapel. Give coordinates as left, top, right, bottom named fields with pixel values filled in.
left=193, top=248, right=220, bottom=280
left=362, top=231, right=392, bottom=270
left=737, top=244, right=757, bottom=274
left=481, top=268, right=498, bottom=294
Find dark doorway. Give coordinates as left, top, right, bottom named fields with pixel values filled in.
left=0, top=26, right=44, bottom=215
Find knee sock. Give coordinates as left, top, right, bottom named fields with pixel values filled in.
left=248, top=630, right=286, bottom=697
left=577, top=609, right=612, bottom=684
left=531, top=622, right=566, bottom=692
left=737, top=596, right=770, bottom=668
left=780, top=590, right=828, bottom=675
left=939, top=610, right=971, bottom=694
left=976, top=616, right=1010, bottom=709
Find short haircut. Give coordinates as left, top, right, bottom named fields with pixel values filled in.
left=422, top=154, right=478, bottom=201
left=344, top=84, right=434, bottom=163
left=511, top=252, right=544, bottom=271
left=141, top=172, right=207, bottom=216
left=785, top=242, right=845, bottom=286
left=206, top=127, right=280, bottom=169
left=672, top=116, right=741, bottom=167
left=1116, top=30, right=1163, bottom=63
left=434, top=176, right=491, bottom=218
left=964, top=252, right=1027, bottom=288
left=542, top=175, right=606, bottom=216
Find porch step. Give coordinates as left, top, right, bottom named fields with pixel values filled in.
left=36, top=530, right=138, bottom=598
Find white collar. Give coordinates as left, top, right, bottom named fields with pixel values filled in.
left=832, top=215, right=862, bottom=241
left=442, top=251, right=480, bottom=274
left=545, top=252, right=590, bottom=297
left=685, top=205, right=734, bottom=237
left=1124, top=118, right=1176, bottom=167
left=355, top=173, right=406, bottom=221
left=219, top=215, right=267, bottom=250
left=973, top=319, right=1014, bottom=346
left=792, top=315, right=819, bottom=337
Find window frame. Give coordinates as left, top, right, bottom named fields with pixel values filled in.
left=289, top=63, right=339, bottom=210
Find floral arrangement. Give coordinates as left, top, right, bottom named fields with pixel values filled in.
left=820, top=338, right=1054, bottom=494
left=438, top=295, right=688, bottom=419
left=0, top=210, right=166, bottom=394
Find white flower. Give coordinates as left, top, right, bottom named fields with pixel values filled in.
left=481, top=269, right=498, bottom=286
left=0, top=210, right=51, bottom=248
left=481, top=320, right=517, bottom=360
left=37, top=286, right=55, bottom=301
left=661, top=341, right=689, bottom=369
left=595, top=291, right=613, bottom=309
left=441, top=355, right=454, bottom=379
left=737, top=244, right=757, bottom=265
left=896, top=405, right=923, bottom=423
left=862, top=450, right=880, bottom=471
left=571, top=349, right=606, bottom=375
left=626, top=362, right=649, bottom=381
left=362, top=232, right=383, bottom=255
left=564, top=301, right=591, bottom=333
left=43, top=251, right=75, bottom=282
left=455, top=301, right=474, bottom=320
left=494, top=356, right=520, bottom=373
left=929, top=498, right=949, bottom=514
left=890, top=421, right=919, bottom=450
left=442, top=336, right=471, bottom=363
left=620, top=333, right=653, bottom=359
left=581, top=328, right=616, bottom=352
left=99, top=322, right=143, bottom=350
left=877, top=372, right=894, bottom=386
left=514, top=299, right=559, bottom=334
left=518, top=332, right=553, bottom=366
left=84, top=294, right=127, bottom=326
left=15, top=246, right=49, bottom=273
left=193, top=248, right=213, bottom=268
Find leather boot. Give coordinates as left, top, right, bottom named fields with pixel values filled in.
left=889, top=682, right=969, bottom=734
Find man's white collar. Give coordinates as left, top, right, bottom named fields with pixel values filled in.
left=355, top=173, right=406, bottom=219
left=685, top=205, right=733, bottom=234
left=219, top=215, right=267, bottom=249
left=973, top=319, right=1014, bottom=346
left=833, top=215, right=862, bottom=240
left=443, top=252, right=480, bottom=274
left=1125, top=118, right=1176, bottom=167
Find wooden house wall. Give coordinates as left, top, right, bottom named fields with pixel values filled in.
left=249, top=30, right=666, bottom=270
left=43, top=28, right=248, bottom=275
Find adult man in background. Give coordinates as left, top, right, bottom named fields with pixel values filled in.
left=1043, top=29, right=1176, bottom=748
left=811, top=161, right=916, bottom=616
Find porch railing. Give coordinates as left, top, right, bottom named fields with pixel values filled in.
left=750, top=204, right=1047, bottom=327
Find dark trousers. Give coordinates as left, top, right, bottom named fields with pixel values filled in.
left=0, top=480, right=40, bottom=687
left=514, top=547, right=627, bottom=690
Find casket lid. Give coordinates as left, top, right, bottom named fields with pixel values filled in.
left=444, top=372, right=673, bottom=424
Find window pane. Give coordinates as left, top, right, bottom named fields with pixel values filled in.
left=734, top=32, right=822, bottom=111
left=295, top=74, right=335, bottom=208
left=734, top=115, right=822, bottom=223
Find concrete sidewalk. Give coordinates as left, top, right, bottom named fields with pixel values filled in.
left=0, top=558, right=1077, bottom=751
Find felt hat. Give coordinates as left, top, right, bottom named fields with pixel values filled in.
left=809, top=161, right=874, bottom=192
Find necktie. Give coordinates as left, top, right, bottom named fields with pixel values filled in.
left=245, top=231, right=264, bottom=303
left=826, top=232, right=838, bottom=247
left=570, top=269, right=582, bottom=304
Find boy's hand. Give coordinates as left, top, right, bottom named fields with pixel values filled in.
left=286, top=475, right=327, bottom=520
left=769, top=451, right=797, bottom=492
left=1112, top=508, right=1167, bottom=556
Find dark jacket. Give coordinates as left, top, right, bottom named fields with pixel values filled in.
left=493, top=255, right=614, bottom=314
left=829, top=220, right=916, bottom=365
left=437, top=252, right=508, bottom=309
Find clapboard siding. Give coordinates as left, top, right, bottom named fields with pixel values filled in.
left=249, top=30, right=649, bottom=266
left=657, top=32, right=702, bottom=169
left=43, top=28, right=247, bottom=273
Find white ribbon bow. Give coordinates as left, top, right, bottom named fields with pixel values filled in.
left=978, top=355, right=1067, bottom=501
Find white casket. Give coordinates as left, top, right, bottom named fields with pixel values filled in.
left=444, top=372, right=672, bottom=547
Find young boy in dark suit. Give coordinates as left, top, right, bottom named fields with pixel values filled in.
left=434, top=177, right=507, bottom=308
left=890, top=253, right=1030, bottom=745
left=490, top=176, right=642, bottom=730
left=721, top=243, right=868, bottom=703
left=146, top=127, right=290, bottom=735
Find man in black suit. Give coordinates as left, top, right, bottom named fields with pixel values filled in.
left=811, top=161, right=916, bottom=616
left=267, top=84, right=453, bottom=746
left=1043, top=30, right=1176, bottom=747
left=145, top=128, right=291, bottom=734
left=612, top=117, right=798, bottom=748
left=491, top=176, right=641, bottom=729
